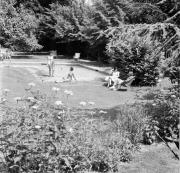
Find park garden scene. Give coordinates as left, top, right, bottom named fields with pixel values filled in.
left=0, top=0, right=179, bottom=172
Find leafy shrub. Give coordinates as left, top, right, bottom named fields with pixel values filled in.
left=106, top=23, right=180, bottom=86
left=142, top=88, right=161, bottom=100
left=142, top=85, right=179, bottom=146
left=112, top=104, right=149, bottom=144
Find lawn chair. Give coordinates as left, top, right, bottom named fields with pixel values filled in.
left=118, top=76, right=135, bottom=89
left=73, top=53, right=80, bottom=61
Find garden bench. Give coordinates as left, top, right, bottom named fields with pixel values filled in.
left=73, top=53, right=80, bottom=61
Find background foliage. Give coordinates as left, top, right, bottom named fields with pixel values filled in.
left=0, top=0, right=42, bottom=51
left=0, top=0, right=179, bottom=85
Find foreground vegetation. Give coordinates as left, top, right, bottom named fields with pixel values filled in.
left=0, top=81, right=179, bottom=172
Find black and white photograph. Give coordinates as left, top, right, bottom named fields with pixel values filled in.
left=0, top=0, right=179, bottom=172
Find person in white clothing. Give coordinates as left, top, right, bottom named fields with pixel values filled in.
left=105, top=67, right=120, bottom=87
left=110, top=71, right=134, bottom=90
left=47, top=53, right=55, bottom=77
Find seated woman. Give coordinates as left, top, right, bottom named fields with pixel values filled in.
left=110, top=71, right=135, bottom=90
left=64, top=67, right=77, bottom=82
left=105, top=67, right=120, bottom=87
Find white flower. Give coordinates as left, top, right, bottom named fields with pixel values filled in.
left=1, top=98, right=7, bottom=103
left=52, top=87, right=60, bottom=92
left=152, top=103, right=156, bottom=106
left=90, top=111, right=96, bottom=115
left=14, top=97, right=22, bottom=102
left=55, top=100, right=63, bottom=106
left=88, top=101, right=95, bottom=105
left=64, top=90, right=68, bottom=94
left=64, top=90, right=73, bottom=96
left=79, top=101, right=87, bottom=106
left=68, top=128, right=73, bottom=133
left=154, top=126, right=159, bottom=131
left=32, top=105, right=39, bottom=110
left=58, top=110, right=65, bottom=115
left=99, top=110, right=107, bottom=114
left=27, top=97, right=35, bottom=102
left=178, top=124, right=180, bottom=129
left=28, top=82, right=36, bottom=87
left=4, top=89, right=10, bottom=93
left=171, top=95, right=176, bottom=98
left=57, top=116, right=61, bottom=120
left=35, top=125, right=41, bottom=129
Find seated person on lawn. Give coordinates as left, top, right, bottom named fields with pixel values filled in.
left=55, top=67, right=77, bottom=83
left=110, top=71, right=135, bottom=90
left=105, top=67, right=120, bottom=87
left=67, top=67, right=77, bottom=81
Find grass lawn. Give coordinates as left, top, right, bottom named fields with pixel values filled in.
left=0, top=61, right=179, bottom=173
left=1, top=65, right=137, bottom=108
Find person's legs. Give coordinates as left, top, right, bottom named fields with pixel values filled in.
left=107, top=77, right=112, bottom=87
left=110, top=78, right=124, bottom=90
left=48, top=65, right=51, bottom=77
left=116, top=79, right=124, bottom=89
left=109, top=78, right=118, bottom=90
left=51, top=65, right=55, bottom=77
left=66, top=74, right=72, bottom=82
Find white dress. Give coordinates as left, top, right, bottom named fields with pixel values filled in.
left=47, top=56, right=54, bottom=66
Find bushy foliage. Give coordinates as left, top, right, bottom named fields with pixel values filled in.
left=48, top=0, right=96, bottom=42
left=38, top=0, right=180, bottom=67
left=106, top=23, right=180, bottom=85
left=47, top=0, right=130, bottom=61
left=113, top=104, right=149, bottom=144
left=141, top=85, right=179, bottom=146
left=0, top=85, right=148, bottom=172
left=0, top=0, right=42, bottom=51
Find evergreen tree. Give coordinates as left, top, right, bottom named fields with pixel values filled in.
left=106, top=23, right=180, bottom=85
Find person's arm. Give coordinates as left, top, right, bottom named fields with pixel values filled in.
left=47, top=56, right=49, bottom=65
left=117, top=71, right=120, bottom=78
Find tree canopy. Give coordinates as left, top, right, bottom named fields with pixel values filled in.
left=0, top=0, right=179, bottom=78
left=0, top=0, right=42, bottom=51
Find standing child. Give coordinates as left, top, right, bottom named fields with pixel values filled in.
left=47, top=52, right=55, bottom=77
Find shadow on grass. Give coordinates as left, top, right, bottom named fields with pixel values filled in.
left=36, top=70, right=49, bottom=77
left=73, top=104, right=130, bottom=122
left=117, top=88, right=128, bottom=91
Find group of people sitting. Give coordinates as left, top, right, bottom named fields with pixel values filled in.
left=105, top=67, right=135, bottom=91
